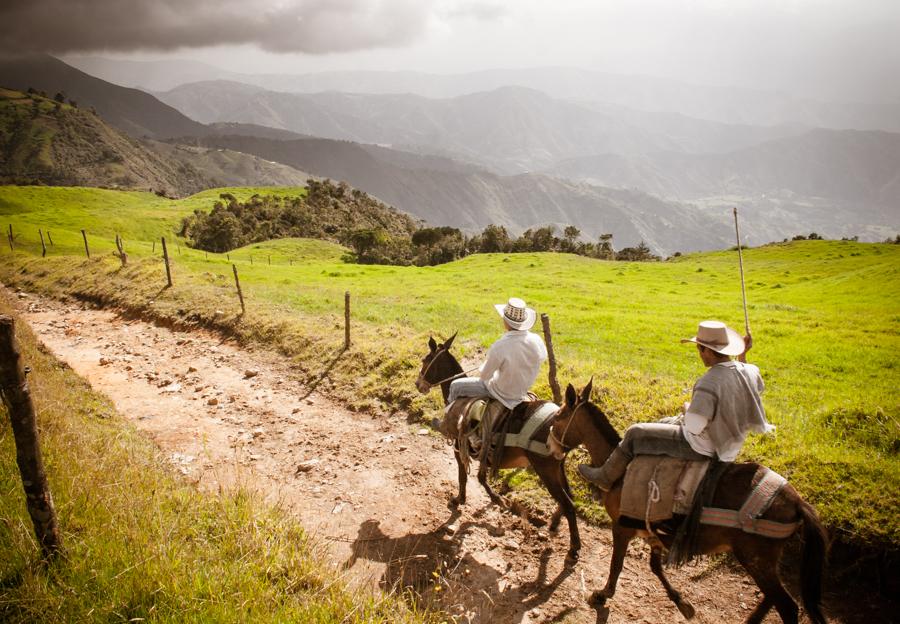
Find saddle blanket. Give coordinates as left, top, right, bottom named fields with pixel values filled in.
left=619, top=456, right=710, bottom=523
left=441, top=398, right=557, bottom=457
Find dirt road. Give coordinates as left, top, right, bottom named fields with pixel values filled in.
left=8, top=289, right=862, bottom=623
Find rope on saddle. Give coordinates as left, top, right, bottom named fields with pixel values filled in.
left=666, top=457, right=727, bottom=567
left=645, top=464, right=663, bottom=534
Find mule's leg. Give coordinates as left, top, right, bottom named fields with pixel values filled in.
left=549, top=461, right=576, bottom=532
left=450, top=441, right=467, bottom=507
left=649, top=547, right=696, bottom=619
left=476, top=463, right=505, bottom=506
left=533, top=456, right=581, bottom=563
left=733, top=539, right=798, bottom=624
left=589, top=524, right=635, bottom=607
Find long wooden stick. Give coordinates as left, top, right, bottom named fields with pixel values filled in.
left=733, top=207, right=750, bottom=335
left=541, top=313, right=562, bottom=404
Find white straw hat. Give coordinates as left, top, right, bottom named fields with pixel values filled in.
left=494, top=297, right=537, bottom=331
left=681, top=320, right=744, bottom=356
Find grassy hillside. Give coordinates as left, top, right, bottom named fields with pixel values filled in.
left=0, top=296, right=429, bottom=623
left=0, top=88, right=209, bottom=195
left=0, top=185, right=897, bottom=549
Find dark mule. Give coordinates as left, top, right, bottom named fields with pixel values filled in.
left=415, top=333, right=582, bottom=563
left=550, top=380, right=828, bottom=624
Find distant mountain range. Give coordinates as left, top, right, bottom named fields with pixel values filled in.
left=156, top=80, right=806, bottom=173
left=176, top=132, right=730, bottom=254
left=2, top=54, right=897, bottom=251
left=67, top=56, right=900, bottom=132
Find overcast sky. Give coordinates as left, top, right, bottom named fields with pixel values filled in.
left=4, top=0, right=899, bottom=101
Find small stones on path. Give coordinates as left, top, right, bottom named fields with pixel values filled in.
left=244, top=369, right=259, bottom=379
left=295, top=458, right=320, bottom=474
left=207, top=397, right=219, bottom=406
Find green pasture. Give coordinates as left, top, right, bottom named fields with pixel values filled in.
left=0, top=185, right=897, bottom=548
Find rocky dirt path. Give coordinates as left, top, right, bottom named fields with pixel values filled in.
left=7, top=288, right=866, bottom=624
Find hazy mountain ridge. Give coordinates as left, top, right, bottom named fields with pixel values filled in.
left=546, top=128, right=900, bottom=208
left=69, top=57, right=900, bottom=131
left=177, top=133, right=735, bottom=254
left=157, top=80, right=809, bottom=173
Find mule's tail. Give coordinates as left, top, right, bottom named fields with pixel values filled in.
left=799, top=499, right=829, bottom=624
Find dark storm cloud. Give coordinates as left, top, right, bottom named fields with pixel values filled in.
left=0, top=0, right=435, bottom=54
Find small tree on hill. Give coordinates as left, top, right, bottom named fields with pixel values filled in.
left=478, top=224, right=511, bottom=253
left=597, top=233, right=615, bottom=260
left=53, top=92, right=65, bottom=103
left=562, top=225, right=581, bottom=253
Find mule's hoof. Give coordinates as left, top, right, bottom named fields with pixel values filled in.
left=588, top=590, right=609, bottom=608
left=677, top=601, right=696, bottom=620
left=449, top=496, right=464, bottom=508
left=564, top=550, right=580, bottom=566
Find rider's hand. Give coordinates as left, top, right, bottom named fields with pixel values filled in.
left=739, top=333, right=752, bottom=363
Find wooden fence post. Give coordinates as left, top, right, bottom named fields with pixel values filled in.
left=0, top=315, right=62, bottom=559
left=161, top=237, right=172, bottom=287
left=541, top=313, right=562, bottom=405
left=39, top=230, right=46, bottom=257
left=7, top=224, right=13, bottom=251
left=115, top=234, right=127, bottom=267
left=46, top=231, right=53, bottom=246
left=81, top=229, right=90, bottom=258
left=250, top=255, right=253, bottom=265
left=232, top=264, right=245, bottom=315
left=344, top=291, right=351, bottom=350
left=152, top=240, right=156, bottom=253
left=268, top=255, right=271, bottom=265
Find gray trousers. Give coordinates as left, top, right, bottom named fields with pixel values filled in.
left=617, top=423, right=709, bottom=462
left=448, top=377, right=492, bottom=404
left=583, top=422, right=710, bottom=490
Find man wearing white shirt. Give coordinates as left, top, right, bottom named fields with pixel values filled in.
left=447, top=298, right=548, bottom=410
left=578, top=320, right=774, bottom=492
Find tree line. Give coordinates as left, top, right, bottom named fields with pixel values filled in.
left=180, top=183, right=661, bottom=265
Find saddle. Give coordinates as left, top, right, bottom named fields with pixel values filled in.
left=619, top=456, right=711, bottom=525
left=440, top=397, right=558, bottom=478
left=619, top=457, right=800, bottom=542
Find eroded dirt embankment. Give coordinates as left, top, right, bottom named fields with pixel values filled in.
left=6, top=287, right=877, bottom=624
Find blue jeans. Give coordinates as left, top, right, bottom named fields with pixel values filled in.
left=448, top=378, right=492, bottom=404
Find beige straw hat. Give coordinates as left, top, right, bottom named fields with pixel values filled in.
left=494, top=297, right=537, bottom=331
left=681, top=320, right=744, bottom=356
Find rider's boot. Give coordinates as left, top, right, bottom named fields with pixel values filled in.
left=578, top=447, right=629, bottom=492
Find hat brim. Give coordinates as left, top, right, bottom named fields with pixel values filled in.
left=494, top=303, right=537, bottom=331
left=681, top=326, right=744, bottom=356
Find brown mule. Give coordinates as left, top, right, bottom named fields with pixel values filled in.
left=415, top=333, right=582, bottom=563
left=550, top=380, right=828, bottom=624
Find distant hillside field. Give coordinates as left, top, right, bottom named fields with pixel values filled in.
left=0, top=184, right=897, bottom=550
left=0, top=88, right=209, bottom=195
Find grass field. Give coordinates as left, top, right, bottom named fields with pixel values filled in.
left=0, top=185, right=898, bottom=550
left=0, top=296, right=430, bottom=623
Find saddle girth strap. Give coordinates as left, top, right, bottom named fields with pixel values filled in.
left=699, top=468, right=800, bottom=538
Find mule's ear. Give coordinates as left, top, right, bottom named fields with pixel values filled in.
left=428, top=336, right=437, bottom=352
left=565, top=383, right=577, bottom=408
left=580, top=376, right=594, bottom=402
left=444, top=331, right=458, bottom=350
